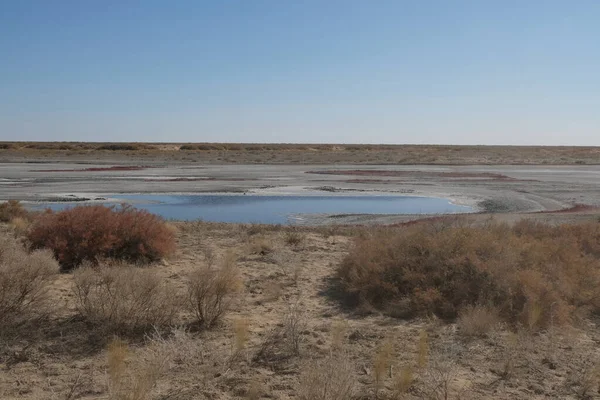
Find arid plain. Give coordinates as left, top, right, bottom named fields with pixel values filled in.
left=2, top=144, right=600, bottom=399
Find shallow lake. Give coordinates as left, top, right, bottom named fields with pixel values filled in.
left=36, top=194, right=471, bottom=224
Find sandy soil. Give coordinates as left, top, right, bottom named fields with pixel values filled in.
left=2, top=162, right=600, bottom=225
left=3, top=218, right=600, bottom=399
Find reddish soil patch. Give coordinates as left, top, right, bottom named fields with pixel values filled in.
left=143, top=177, right=257, bottom=182
left=344, top=179, right=396, bottom=183
left=31, top=165, right=150, bottom=172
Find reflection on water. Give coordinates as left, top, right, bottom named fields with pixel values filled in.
left=36, top=194, right=471, bottom=224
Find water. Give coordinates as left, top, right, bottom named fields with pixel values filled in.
left=35, top=194, right=471, bottom=224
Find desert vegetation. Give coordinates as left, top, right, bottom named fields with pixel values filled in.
left=27, top=205, right=176, bottom=271
left=2, top=206, right=600, bottom=398
left=0, top=199, right=29, bottom=223
left=338, top=219, right=600, bottom=330
left=2, top=141, right=600, bottom=164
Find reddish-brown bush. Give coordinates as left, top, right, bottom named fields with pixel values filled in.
left=337, top=220, right=600, bottom=328
left=27, top=205, right=176, bottom=271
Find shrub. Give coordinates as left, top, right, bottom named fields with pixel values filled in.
left=337, top=220, right=600, bottom=328
left=0, top=200, right=28, bottom=223
left=186, top=253, right=241, bottom=328
left=297, top=354, right=355, bottom=400
left=27, top=205, right=176, bottom=271
left=0, top=236, right=59, bottom=329
left=254, top=302, right=306, bottom=365
left=284, top=230, right=305, bottom=247
left=458, top=305, right=501, bottom=337
left=9, top=216, right=30, bottom=237
left=72, top=264, right=179, bottom=333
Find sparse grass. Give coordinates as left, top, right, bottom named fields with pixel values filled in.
left=72, top=264, right=179, bottom=334
left=392, top=365, right=414, bottom=398
left=254, top=302, right=306, bottom=365
left=337, top=220, right=600, bottom=329
left=0, top=236, right=59, bottom=330
left=330, top=320, right=348, bottom=351
left=373, top=338, right=394, bottom=394
left=186, top=252, right=242, bottom=328
left=28, top=204, right=176, bottom=270
left=297, top=354, right=355, bottom=400
left=106, top=336, right=170, bottom=400
left=4, top=217, right=600, bottom=399
left=232, top=317, right=250, bottom=354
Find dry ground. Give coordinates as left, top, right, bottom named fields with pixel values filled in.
left=2, top=143, right=600, bottom=165
left=3, top=210, right=600, bottom=399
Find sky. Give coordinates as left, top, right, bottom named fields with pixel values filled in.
left=1, top=1, right=599, bottom=145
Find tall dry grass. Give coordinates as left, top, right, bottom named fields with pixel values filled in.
left=296, top=354, right=355, bottom=400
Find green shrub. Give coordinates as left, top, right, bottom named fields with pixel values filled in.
left=27, top=205, right=176, bottom=271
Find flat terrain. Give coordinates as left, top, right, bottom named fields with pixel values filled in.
left=2, top=143, right=600, bottom=165
left=2, top=161, right=600, bottom=224
left=3, top=217, right=600, bottom=399
left=2, top=145, right=600, bottom=399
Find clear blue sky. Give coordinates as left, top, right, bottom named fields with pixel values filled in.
left=1, top=1, right=599, bottom=145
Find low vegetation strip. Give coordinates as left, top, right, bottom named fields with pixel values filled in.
left=3, top=142, right=600, bottom=164
left=337, top=219, right=600, bottom=329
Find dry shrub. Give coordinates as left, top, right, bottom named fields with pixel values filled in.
left=284, top=230, right=305, bottom=247
left=458, top=305, right=501, bottom=337
left=337, top=220, right=600, bottom=328
left=27, top=205, right=176, bottom=271
left=247, top=236, right=274, bottom=256
left=9, top=216, right=30, bottom=237
left=0, top=200, right=28, bottom=222
left=187, top=252, right=242, bottom=328
left=297, top=354, right=355, bottom=400
left=0, top=236, right=59, bottom=329
left=72, top=265, right=179, bottom=333
left=254, top=302, right=306, bottom=365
